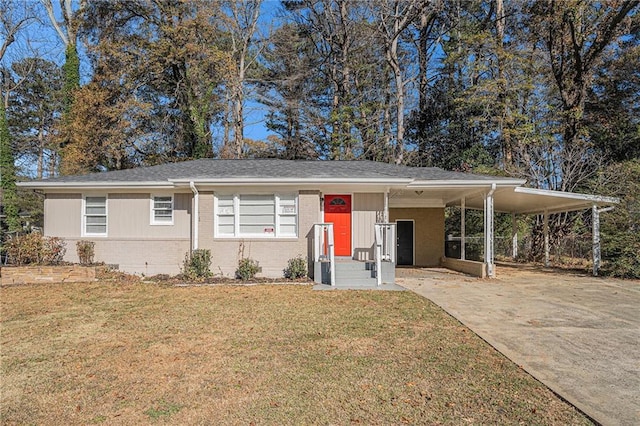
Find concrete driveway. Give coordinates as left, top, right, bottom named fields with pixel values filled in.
left=398, top=265, right=640, bottom=426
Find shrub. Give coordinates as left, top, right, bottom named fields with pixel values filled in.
left=43, top=237, right=66, bottom=264
left=76, top=240, right=95, bottom=265
left=236, top=257, right=259, bottom=281
left=182, top=249, right=212, bottom=279
left=5, top=233, right=66, bottom=265
left=284, top=255, right=307, bottom=279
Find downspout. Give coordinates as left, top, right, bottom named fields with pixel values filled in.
left=190, top=181, right=199, bottom=250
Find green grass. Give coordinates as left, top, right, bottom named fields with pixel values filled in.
left=0, top=282, right=591, bottom=425
left=144, top=401, right=182, bottom=419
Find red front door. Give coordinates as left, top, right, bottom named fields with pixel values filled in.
left=324, top=195, right=352, bottom=256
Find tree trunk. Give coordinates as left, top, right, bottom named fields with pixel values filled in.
left=234, top=57, right=245, bottom=158
left=37, top=119, right=44, bottom=179
left=495, top=0, right=513, bottom=168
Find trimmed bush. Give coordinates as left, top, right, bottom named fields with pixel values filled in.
left=182, top=249, right=212, bottom=279
left=236, top=258, right=259, bottom=281
left=284, top=255, right=307, bottom=279
left=76, top=240, right=95, bottom=265
left=4, top=233, right=66, bottom=266
left=43, top=237, right=66, bottom=264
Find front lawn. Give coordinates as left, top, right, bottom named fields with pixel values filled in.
left=0, top=282, right=590, bottom=425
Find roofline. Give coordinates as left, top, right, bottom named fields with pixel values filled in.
left=407, top=179, right=526, bottom=188
left=514, top=187, right=620, bottom=204
left=17, top=177, right=526, bottom=190
left=17, top=181, right=175, bottom=189
left=17, top=177, right=415, bottom=189
left=169, top=178, right=414, bottom=185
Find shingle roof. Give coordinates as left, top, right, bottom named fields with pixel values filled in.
left=23, top=159, right=522, bottom=185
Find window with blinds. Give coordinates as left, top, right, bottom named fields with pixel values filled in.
left=83, top=196, right=107, bottom=236
left=151, top=195, right=174, bottom=225
left=215, top=193, right=298, bottom=238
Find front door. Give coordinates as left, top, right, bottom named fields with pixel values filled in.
left=324, top=195, right=352, bottom=256
left=397, top=220, right=414, bottom=266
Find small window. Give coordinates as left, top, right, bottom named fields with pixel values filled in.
left=330, top=197, right=347, bottom=206
left=217, top=195, right=235, bottom=236
left=84, top=196, right=107, bottom=236
left=151, top=195, right=174, bottom=225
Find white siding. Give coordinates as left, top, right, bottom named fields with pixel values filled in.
left=352, top=193, right=384, bottom=261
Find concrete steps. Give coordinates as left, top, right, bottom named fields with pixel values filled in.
left=314, top=259, right=395, bottom=287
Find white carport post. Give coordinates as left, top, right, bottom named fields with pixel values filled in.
left=511, top=213, right=518, bottom=259
left=592, top=204, right=600, bottom=276
left=543, top=210, right=549, bottom=267
left=484, top=184, right=496, bottom=278
left=592, top=204, right=615, bottom=276
left=460, top=197, right=466, bottom=260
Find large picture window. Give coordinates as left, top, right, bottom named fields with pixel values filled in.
left=215, top=193, right=298, bottom=238
left=151, top=195, right=174, bottom=225
left=83, top=196, right=107, bottom=236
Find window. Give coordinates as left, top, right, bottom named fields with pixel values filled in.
left=83, top=196, right=107, bottom=236
left=215, top=193, right=298, bottom=238
left=151, top=195, right=174, bottom=225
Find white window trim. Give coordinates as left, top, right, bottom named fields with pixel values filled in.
left=214, top=192, right=298, bottom=239
left=82, top=194, right=108, bottom=237
left=150, top=194, right=174, bottom=226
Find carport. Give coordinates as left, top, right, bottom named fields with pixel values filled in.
left=403, top=180, right=619, bottom=278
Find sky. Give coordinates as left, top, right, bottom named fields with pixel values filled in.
left=2, top=0, right=285, bottom=145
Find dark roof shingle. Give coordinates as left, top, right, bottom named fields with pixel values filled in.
left=30, top=159, right=518, bottom=184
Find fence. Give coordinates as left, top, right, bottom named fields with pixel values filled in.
left=446, top=234, right=593, bottom=265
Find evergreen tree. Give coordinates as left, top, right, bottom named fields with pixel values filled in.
left=0, top=99, right=20, bottom=232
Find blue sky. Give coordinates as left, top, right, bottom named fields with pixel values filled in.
left=3, top=0, right=285, bottom=144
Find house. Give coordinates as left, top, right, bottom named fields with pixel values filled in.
left=18, top=159, right=618, bottom=285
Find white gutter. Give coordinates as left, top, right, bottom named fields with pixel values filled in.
left=190, top=181, right=199, bottom=250
left=17, top=181, right=175, bottom=189
left=408, top=179, right=526, bottom=188
left=170, top=177, right=414, bottom=185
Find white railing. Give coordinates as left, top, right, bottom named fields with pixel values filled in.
left=313, top=223, right=335, bottom=286
left=374, top=223, right=396, bottom=286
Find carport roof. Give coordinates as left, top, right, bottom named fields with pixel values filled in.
left=450, top=186, right=619, bottom=214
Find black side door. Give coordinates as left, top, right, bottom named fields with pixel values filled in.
left=396, top=220, right=414, bottom=266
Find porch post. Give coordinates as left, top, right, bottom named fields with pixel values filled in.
left=384, top=188, right=389, bottom=223
left=511, top=213, right=517, bottom=259
left=592, top=204, right=600, bottom=276
left=484, top=184, right=496, bottom=278
left=543, top=210, right=549, bottom=267
left=460, top=198, right=466, bottom=260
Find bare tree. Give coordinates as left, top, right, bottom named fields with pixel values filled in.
left=220, top=0, right=262, bottom=158
left=531, top=0, right=639, bottom=152
left=374, top=0, right=426, bottom=164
